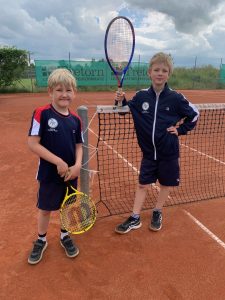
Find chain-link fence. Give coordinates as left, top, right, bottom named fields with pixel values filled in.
left=1, top=57, right=225, bottom=92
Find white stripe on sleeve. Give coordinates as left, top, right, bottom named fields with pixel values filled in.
left=189, top=102, right=199, bottom=122
left=30, top=118, right=40, bottom=135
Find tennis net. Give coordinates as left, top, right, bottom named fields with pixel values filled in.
left=96, top=104, right=225, bottom=216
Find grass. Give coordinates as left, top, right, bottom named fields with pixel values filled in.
left=1, top=65, right=225, bottom=93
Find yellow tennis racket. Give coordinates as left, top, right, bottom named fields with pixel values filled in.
left=60, top=184, right=97, bottom=234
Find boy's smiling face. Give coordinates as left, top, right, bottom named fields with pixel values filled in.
left=48, top=84, right=76, bottom=114
left=148, top=62, right=170, bottom=92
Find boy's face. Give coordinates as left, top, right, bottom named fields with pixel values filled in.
left=148, top=62, right=170, bottom=90
left=48, top=84, right=76, bottom=112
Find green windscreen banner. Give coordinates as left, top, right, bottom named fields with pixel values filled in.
left=219, top=64, right=225, bottom=83
left=34, top=60, right=150, bottom=87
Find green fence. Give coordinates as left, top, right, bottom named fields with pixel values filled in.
left=219, top=64, right=225, bottom=83
left=34, top=60, right=149, bottom=87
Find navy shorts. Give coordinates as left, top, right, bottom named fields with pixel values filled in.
left=37, top=179, right=78, bottom=211
left=139, top=158, right=180, bottom=186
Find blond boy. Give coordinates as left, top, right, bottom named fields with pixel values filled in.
left=28, top=69, right=83, bottom=264
left=115, top=53, right=199, bottom=233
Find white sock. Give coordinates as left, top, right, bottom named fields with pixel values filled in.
left=61, top=230, right=69, bottom=240
left=131, top=213, right=140, bottom=219
left=38, top=233, right=47, bottom=242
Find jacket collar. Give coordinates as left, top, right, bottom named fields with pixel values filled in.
left=148, top=82, right=170, bottom=96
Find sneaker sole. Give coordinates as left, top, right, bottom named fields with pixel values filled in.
left=115, top=222, right=142, bottom=234
left=149, top=224, right=162, bottom=231
left=28, top=242, right=48, bottom=265
left=60, top=241, right=79, bottom=258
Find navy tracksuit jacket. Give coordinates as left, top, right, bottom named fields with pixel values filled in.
left=119, top=83, right=199, bottom=161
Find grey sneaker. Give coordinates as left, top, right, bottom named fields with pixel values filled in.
left=149, top=210, right=162, bottom=231
left=28, top=239, right=48, bottom=265
left=115, top=216, right=142, bottom=234
left=60, top=235, right=79, bottom=258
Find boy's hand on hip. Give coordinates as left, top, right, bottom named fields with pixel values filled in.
left=167, top=126, right=178, bottom=136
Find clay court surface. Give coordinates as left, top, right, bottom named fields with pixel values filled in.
left=0, top=90, right=225, bottom=299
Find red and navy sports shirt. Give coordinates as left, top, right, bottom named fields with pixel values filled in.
left=28, top=104, right=83, bottom=182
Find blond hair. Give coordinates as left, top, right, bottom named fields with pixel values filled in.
left=48, top=68, right=77, bottom=90
left=149, top=52, right=173, bottom=75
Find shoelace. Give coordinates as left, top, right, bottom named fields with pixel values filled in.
left=63, top=237, right=74, bottom=248
left=33, top=241, right=44, bottom=252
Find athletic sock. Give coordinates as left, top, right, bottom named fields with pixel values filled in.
left=38, top=233, right=47, bottom=242
left=60, top=229, right=69, bottom=240
left=131, top=213, right=140, bottom=219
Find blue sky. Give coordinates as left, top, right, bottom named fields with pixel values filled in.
left=0, top=0, right=225, bottom=68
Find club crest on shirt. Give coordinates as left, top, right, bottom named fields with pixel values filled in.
left=48, top=118, right=58, bottom=129
left=142, top=102, right=149, bottom=111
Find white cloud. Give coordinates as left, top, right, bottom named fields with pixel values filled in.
left=126, top=0, right=224, bottom=34
left=0, top=0, right=224, bottom=66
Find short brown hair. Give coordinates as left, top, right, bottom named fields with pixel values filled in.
left=48, top=68, right=77, bottom=90
left=149, top=52, right=173, bottom=75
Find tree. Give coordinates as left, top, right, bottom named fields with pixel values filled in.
left=0, top=46, right=28, bottom=87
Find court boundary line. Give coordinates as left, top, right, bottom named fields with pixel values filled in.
left=96, top=104, right=225, bottom=167
left=89, top=124, right=224, bottom=198
left=180, top=143, right=225, bottom=166
left=89, top=128, right=139, bottom=173
left=183, top=209, right=225, bottom=250
left=88, top=127, right=162, bottom=193
left=88, top=106, right=225, bottom=205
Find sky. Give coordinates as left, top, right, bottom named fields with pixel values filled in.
left=0, top=0, right=225, bottom=67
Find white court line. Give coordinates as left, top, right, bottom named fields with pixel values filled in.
left=89, top=128, right=139, bottom=173
left=89, top=118, right=224, bottom=197
left=183, top=209, right=225, bottom=250
left=88, top=127, right=161, bottom=192
left=90, top=111, right=225, bottom=167
left=180, top=143, right=225, bottom=165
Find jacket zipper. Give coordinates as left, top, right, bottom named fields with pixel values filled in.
left=152, top=92, right=160, bottom=160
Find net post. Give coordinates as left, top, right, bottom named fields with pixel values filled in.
left=77, top=106, right=89, bottom=195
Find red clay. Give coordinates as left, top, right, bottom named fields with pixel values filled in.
left=0, top=91, right=225, bottom=299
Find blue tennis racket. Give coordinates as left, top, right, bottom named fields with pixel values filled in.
left=104, top=16, right=135, bottom=105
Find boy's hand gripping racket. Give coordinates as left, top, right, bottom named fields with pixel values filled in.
left=60, top=183, right=97, bottom=234
left=104, top=16, right=135, bottom=106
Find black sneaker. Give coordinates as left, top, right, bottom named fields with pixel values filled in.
left=149, top=210, right=162, bottom=231
left=115, top=216, right=142, bottom=234
left=60, top=235, right=79, bottom=258
left=28, top=239, right=48, bottom=265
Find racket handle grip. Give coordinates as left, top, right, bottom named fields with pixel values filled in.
left=117, top=87, right=123, bottom=107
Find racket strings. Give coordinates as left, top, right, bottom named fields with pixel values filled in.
left=107, top=19, right=133, bottom=70
left=61, top=194, right=96, bottom=233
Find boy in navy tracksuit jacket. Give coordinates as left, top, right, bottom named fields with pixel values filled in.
left=115, top=52, right=199, bottom=234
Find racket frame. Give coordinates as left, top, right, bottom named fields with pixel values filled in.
left=60, top=184, right=97, bottom=234
left=104, top=16, right=135, bottom=89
